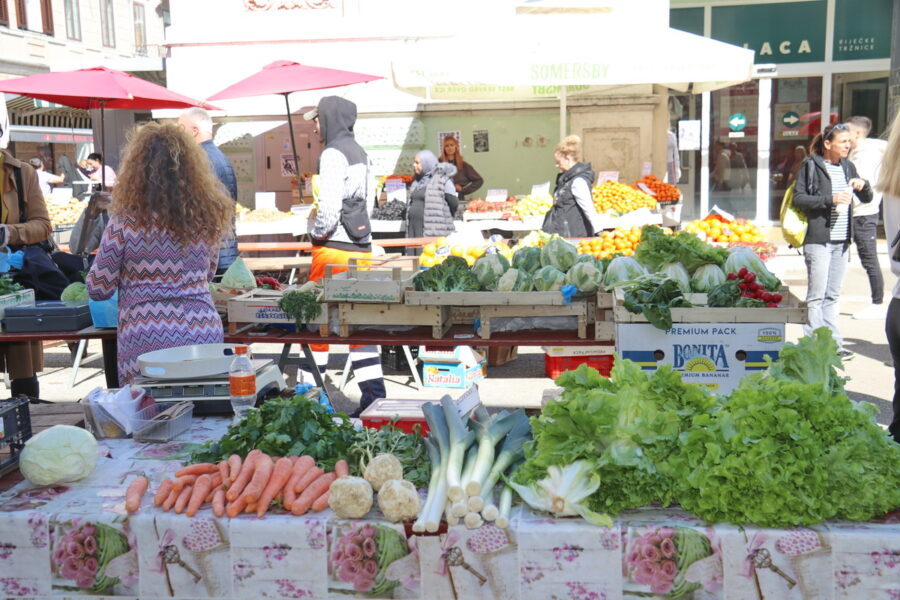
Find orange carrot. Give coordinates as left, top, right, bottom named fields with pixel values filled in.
left=311, top=491, right=330, bottom=512
left=294, top=466, right=323, bottom=494
left=162, top=487, right=179, bottom=512
left=245, top=501, right=257, bottom=514
left=186, top=474, right=213, bottom=517
left=256, top=457, right=293, bottom=517
left=334, top=459, right=349, bottom=479
left=125, top=475, right=149, bottom=514
left=288, top=455, right=300, bottom=465
left=284, top=456, right=315, bottom=508
left=218, top=460, right=229, bottom=484
left=174, top=485, right=193, bottom=514
left=227, top=454, right=242, bottom=484
left=292, top=472, right=337, bottom=516
left=172, top=475, right=198, bottom=493
left=212, top=488, right=226, bottom=518
left=227, top=449, right=261, bottom=501
left=226, top=494, right=248, bottom=518
left=153, top=479, right=174, bottom=506
left=175, top=463, right=218, bottom=478
left=242, top=454, right=274, bottom=505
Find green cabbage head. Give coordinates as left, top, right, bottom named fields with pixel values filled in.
left=566, top=261, right=604, bottom=293
left=61, top=282, right=88, bottom=303
left=512, top=246, right=543, bottom=273
left=533, top=265, right=567, bottom=291
left=472, top=254, right=510, bottom=290
left=19, top=425, right=98, bottom=486
left=602, top=256, right=648, bottom=287
left=220, top=257, right=256, bottom=289
left=540, top=236, right=578, bottom=272
left=690, top=264, right=727, bottom=293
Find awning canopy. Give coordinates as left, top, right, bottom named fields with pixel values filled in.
left=392, top=24, right=755, bottom=101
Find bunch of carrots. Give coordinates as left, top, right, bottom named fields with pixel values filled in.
left=124, top=450, right=347, bottom=519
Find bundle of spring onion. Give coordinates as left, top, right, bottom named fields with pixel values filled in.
left=412, top=396, right=531, bottom=532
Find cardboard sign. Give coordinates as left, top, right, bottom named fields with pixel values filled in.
left=486, top=189, right=509, bottom=202
left=530, top=182, right=550, bottom=196
left=637, top=182, right=657, bottom=197
left=641, top=162, right=652, bottom=177
left=455, top=384, right=482, bottom=417
left=596, top=171, right=619, bottom=184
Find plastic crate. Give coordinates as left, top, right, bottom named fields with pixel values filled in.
left=544, top=353, right=614, bottom=379
left=381, top=345, right=419, bottom=371
left=0, top=396, right=32, bottom=474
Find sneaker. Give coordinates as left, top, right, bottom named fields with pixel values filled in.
left=852, top=304, right=888, bottom=320
left=838, top=349, right=855, bottom=360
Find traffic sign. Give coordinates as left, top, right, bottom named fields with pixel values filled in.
left=728, top=113, right=747, bottom=131
left=782, top=111, right=800, bottom=128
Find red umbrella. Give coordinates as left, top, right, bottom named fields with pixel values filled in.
left=0, top=66, right=220, bottom=187
left=207, top=60, right=382, bottom=175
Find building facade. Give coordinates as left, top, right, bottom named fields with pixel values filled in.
left=670, top=0, right=892, bottom=223
left=0, top=0, right=167, bottom=171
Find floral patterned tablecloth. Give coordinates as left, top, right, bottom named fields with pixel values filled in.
left=0, top=417, right=898, bottom=600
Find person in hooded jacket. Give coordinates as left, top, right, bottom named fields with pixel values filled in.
left=301, top=96, right=385, bottom=414
left=406, top=150, right=457, bottom=252
left=543, top=135, right=600, bottom=237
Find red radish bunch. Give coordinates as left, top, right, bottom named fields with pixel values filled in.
left=255, top=276, right=282, bottom=290
left=726, top=267, right=783, bottom=308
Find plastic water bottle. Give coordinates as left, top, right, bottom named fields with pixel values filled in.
left=229, top=345, right=256, bottom=423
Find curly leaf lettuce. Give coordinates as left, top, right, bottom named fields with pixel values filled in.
left=634, top=225, right=728, bottom=274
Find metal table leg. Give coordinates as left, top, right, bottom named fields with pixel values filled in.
left=299, top=344, right=326, bottom=389
left=402, top=345, right=422, bottom=389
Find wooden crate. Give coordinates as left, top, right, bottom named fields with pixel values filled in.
left=226, top=288, right=329, bottom=335
left=593, top=292, right=616, bottom=341
left=478, top=301, right=589, bottom=339
left=336, top=303, right=451, bottom=339
left=321, top=257, right=418, bottom=304
left=611, top=288, right=807, bottom=325
left=404, top=290, right=570, bottom=306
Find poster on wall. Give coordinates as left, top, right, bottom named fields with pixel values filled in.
left=777, top=78, right=808, bottom=104
left=678, top=120, right=701, bottom=151
left=775, top=102, right=810, bottom=140
left=473, top=130, right=489, bottom=152
left=438, top=131, right=460, bottom=152
left=280, top=154, right=297, bottom=177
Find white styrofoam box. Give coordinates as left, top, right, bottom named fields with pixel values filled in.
left=615, top=322, right=785, bottom=394
left=542, top=345, right=615, bottom=357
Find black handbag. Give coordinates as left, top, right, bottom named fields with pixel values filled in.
left=9, top=166, right=70, bottom=300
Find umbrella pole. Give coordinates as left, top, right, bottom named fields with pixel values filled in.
left=283, top=93, right=300, bottom=182
left=99, top=101, right=106, bottom=190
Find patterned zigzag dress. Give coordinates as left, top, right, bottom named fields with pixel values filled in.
left=86, top=215, right=224, bottom=385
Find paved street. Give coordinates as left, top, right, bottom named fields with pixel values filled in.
left=23, top=240, right=897, bottom=429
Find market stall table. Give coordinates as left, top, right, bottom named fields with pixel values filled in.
left=0, top=327, right=118, bottom=388
left=0, top=416, right=896, bottom=599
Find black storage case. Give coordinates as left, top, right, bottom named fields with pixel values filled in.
left=3, top=301, right=92, bottom=332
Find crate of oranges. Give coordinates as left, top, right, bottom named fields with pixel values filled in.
left=682, top=216, right=767, bottom=245
left=633, top=175, right=681, bottom=204
left=576, top=226, right=647, bottom=260
left=592, top=181, right=658, bottom=215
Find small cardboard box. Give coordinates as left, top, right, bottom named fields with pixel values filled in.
left=542, top=345, right=615, bottom=357
left=419, top=346, right=486, bottom=389
left=616, top=322, right=785, bottom=394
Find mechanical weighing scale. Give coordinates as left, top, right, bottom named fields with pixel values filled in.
left=133, top=359, right=287, bottom=416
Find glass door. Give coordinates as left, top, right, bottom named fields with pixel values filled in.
left=709, top=81, right=759, bottom=220
left=768, top=77, right=823, bottom=221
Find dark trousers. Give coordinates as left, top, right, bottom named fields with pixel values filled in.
left=886, top=298, right=900, bottom=443
left=852, top=214, right=884, bottom=304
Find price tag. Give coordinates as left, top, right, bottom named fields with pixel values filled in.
left=596, top=171, right=619, bottom=184
left=455, top=384, right=482, bottom=417
left=641, top=162, right=652, bottom=177
left=636, top=182, right=656, bottom=196
left=387, top=187, right=407, bottom=203
left=486, top=189, right=508, bottom=203
left=530, top=182, right=550, bottom=196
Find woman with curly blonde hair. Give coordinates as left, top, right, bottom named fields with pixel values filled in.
left=87, top=121, right=234, bottom=385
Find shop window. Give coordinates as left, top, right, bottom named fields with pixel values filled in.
left=64, top=0, right=79, bottom=40
left=99, top=0, right=114, bottom=47
left=0, top=0, right=9, bottom=26
left=133, top=2, right=145, bottom=55
left=710, top=81, right=760, bottom=220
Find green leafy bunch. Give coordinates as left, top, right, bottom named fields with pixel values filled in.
left=634, top=224, right=728, bottom=273
left=673, top=327, right=900, bottom=526
left=190, top=395, right=357, bottom=470
left=412, top=256, right=480, bottom=292
left=347, top=422, right=432, bottom=489
left=515, top=360, right=715, bottom=515
left=619, top=273, right=693, bottom=330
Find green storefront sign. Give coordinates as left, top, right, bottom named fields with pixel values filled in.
left=670, top=7, right=703, bottom=37
left=710, top=1, right=827, bottom=64
left=833, top=0, right=892, bottom=60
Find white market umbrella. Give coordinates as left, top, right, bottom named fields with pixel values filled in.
left=392, top=22, right=755, bottom=137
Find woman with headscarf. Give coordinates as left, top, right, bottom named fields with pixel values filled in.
left=406, top=150, right=458, bottom=252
